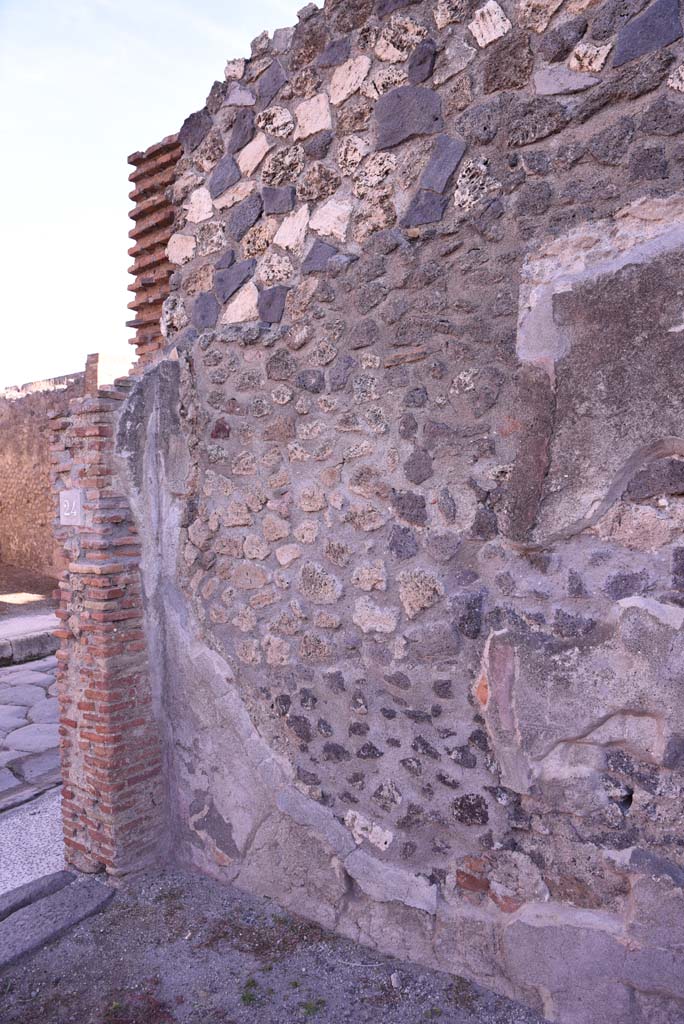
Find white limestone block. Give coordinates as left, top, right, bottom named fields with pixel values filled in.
left=329, top=56, right=372, bottom=106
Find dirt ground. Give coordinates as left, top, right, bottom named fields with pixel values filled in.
left=0, top=869, right=545, bottom=1024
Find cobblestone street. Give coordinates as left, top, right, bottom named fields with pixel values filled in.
left=0, top=656, right=60, bottom=801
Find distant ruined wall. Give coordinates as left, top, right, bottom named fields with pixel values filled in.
left=0, top=372, right=84, bottom=574
left=59, top=0, right=684, bottom=1020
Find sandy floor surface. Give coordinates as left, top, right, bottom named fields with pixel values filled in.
left=0, top=868, right=545, bottom=1024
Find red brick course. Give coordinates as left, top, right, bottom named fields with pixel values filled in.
left=127, top=135, right=182, bottom=369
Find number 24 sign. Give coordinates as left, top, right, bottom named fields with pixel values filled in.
left=59, top=489, right=85, bottom=526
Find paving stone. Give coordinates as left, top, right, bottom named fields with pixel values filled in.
left=262, top=185, right=296, bottom=214
left=301, top=239, right=339, bottom=274
left=22, top=656, right=57, bottom=674
left=0, top=871, right=76, bottom=924
left=257, top=286, right=289, bottom=323
left=0, top=706, right=27, bottom=732
left=208, top=154, right=240, bottom=199
left=0, top=686, right=45, bottom=707
left=215, top=259, right=257, bottom=303
left=7, top=749, right=61, bottom=783
left=375, top=85, right=443, bottom=149
left=28, top=700, right=59, bottom=725
left=227, top=108, right=255, bottom=154
left=419, top=134, right=467, bottom=193
left=0, top=878, right=114, bottom=970
left=408, top=39, right=437, bottom=84
left=0, top=669, right=51, bottom=687
left=401, top=189, right=449, bottom=227
left=258, top=59, right=287, bottom=105
left=613, top=0, right=682, bottom=67
left=228, top=193, right=263, bottom=241
left=4, top=724, right=59, bottom=754
left=192, top=292, right=220, bottom=329
left=0, top=769, right=19, bottom=794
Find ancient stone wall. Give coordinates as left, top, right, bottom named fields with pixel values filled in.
left=0, top=372, right=85, bottom=574
left=58, top=0, right=684, bottom=1020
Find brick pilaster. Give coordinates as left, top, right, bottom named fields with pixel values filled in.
left=50, top=362, right=164, bottom=875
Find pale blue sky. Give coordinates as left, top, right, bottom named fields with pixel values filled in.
left=0, top=0, right=303, bottom=389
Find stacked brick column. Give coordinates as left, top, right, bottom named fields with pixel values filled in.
left=127, top=135, right=182, bottom=369
left=50, top=364, right=164, bottom=874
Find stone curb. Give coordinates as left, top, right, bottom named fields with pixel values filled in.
left=0, top=877, right=114, bottom=970
left=0, top=870, right=76, bottom=924
left=0, top=631, right=58, bottom=667
left=0, top=770, right=62, bottom=815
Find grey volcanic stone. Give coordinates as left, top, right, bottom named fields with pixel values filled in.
left=228, top=193, right=263, bottom=241
left=258, top=286, right=289, bottom=324
left=507, top=97, right=569, bottom=147
left=192, top=292, right=219, bottom=330
left=401, top=190, right=449, bottom=227
left=482, top=32, right=533, bottom=94
left=0, top=878, right=114, bottom=969
left=296, top=369, right=326, bottom=393
left=419, top=134, right=467, bottom=193
left=0, top=707, right=25, bottom=732
left=262, top=186, right=296, bottom=214
left=630, top=848, right=684, bottom=887
left=179, top=108, right=212, bottom=153
left=302, top=239, right=338, bottom=274
left=227, top=108, right=255, bottom=154
left=8, top=749, right=60, bottom=782
left=0, top=871, right=75, bottom=924
left=317, top=37, right=351, bottom=67
left=639, top=94, right=684, bottom=135
left=258, top=60, right=287, bottom=105
left=613, top=0, right=682, bottom=67
left=404, top=449, right=434, bottom=484
left=303, top=130, right=334, bottom=159
left=0, top=685, right=44, bottom=707
left=215, top=259, right=256, bottom=303
left=390, top=490, right=427, bottom=525
left=5, top=724, right=59, bottom=753
left=375, top=0, right=421, bottom=13
left=208, top=154, right=240, bottom=198
left=408, top=39, right=438, bottom=84
left=375, top=86, right=443, bottom=150
left=539, top=16, right=588, bottom=62
left=215, top=249, right=235, bottom=270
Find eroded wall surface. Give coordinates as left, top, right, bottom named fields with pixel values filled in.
left=112, top=0, right=684, bottom=1020
left=0, top=374, right=84, bottom=573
